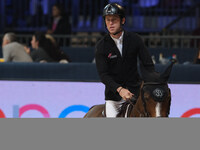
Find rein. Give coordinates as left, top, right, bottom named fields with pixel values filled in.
left=141, top=87, right=150, bottom=117
left=128, top=99, right=149, bottom=117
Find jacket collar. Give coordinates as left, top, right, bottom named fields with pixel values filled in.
left=105, top=31, right=130, bottom=59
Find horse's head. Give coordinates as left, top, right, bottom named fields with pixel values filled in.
left=139, top=81, right=171, bottom=117
left=136, top=60, right=175, bottom=117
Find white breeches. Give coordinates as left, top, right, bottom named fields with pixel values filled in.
left=105, top=99, right=125, bottom=118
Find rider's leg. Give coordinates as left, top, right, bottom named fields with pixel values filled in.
left=105, top=99, right=125, bottom=117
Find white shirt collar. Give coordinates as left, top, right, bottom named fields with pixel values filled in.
left=110, top=31, right=124, bottom=44
left=110, top=31, right=124, bottom=56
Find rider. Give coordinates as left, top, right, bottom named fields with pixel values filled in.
left=95, top=3, right=155, bottom=117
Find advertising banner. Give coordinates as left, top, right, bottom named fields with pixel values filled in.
left=0, top=81, right=199, bottom=118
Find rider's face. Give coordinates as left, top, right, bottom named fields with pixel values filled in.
left=105, top=15, right=125, bottom=35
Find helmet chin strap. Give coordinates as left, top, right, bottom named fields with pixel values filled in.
left=113, top=28, right=123, bottom=35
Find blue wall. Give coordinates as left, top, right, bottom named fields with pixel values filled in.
left=0, top=62, right=200, bottom=83
left=1, top=47, right=196, bottom=63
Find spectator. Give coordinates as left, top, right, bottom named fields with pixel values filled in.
left=45, top=34, right=71, bottom=63
left=30, top=32, right=55, bottom=62
left=47, top=3, right=71, bottom=35
left=193, top=49, right=200, bottom=64
left=30, top=32, right=71, bottom=63
left=2, top=33, right=33, bottom=62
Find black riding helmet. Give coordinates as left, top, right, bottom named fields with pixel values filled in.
left=103, top=3, right=125, bottom=19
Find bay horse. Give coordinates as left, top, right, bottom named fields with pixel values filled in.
left=84, top=61, right=175, bottom=118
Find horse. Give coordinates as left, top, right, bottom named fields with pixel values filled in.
left=84, top=61, right=175, bottom=118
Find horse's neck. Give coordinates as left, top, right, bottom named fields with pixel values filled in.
left=131, top=96, right=145, bottom=117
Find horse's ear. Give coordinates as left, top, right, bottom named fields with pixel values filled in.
left=160, top=59, right=176, bottom=82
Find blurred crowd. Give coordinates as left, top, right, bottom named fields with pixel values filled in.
left=1, top=0, right=200, bottom=64
left=1, top=3, right=71, bottom=63
left=2, top=32, right=70, bottom=63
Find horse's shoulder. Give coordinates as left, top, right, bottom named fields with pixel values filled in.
left=91, top=104, right=105, bottom=110
left=84, top=104, right=105, bottom=118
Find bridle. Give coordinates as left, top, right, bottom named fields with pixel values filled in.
left=128, top=99, right=149, bottom=117
left=130, top=82, right=170, bottom=117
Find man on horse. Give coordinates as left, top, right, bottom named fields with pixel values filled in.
left=95, top=3, right=155, bottom=117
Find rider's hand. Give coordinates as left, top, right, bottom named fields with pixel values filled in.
left=117, top=87, right=134, bottom=101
